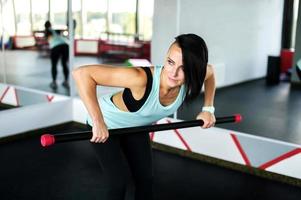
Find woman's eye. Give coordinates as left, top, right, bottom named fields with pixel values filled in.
left=168, top=60, right=173, bottom=65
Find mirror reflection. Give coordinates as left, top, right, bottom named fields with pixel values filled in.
left=0, top=0, right=153, bottom=96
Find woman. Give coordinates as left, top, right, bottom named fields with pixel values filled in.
left=44, top=21, right=69, bottom=90
left=73, top=34, right=216, bottom=200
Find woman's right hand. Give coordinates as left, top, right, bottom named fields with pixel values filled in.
left=90, top=121, right=109, bottom=143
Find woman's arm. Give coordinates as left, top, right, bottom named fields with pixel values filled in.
left=72, top=65, right=146, bottom=142
left=196, top=64, right=216, bottom=128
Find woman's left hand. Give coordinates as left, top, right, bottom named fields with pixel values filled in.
left=196, top=111, right=216, bottom=129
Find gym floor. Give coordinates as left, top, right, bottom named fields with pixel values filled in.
left=179, top=79, right=301, bottom=145
left=1, top=123, right=301, bottom=200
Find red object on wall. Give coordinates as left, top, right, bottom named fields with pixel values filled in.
left=98, top=39, right=150, bottom=60
left=141, top=41, right=151, bottom=61
left=280, top=49, right=294, bottom=73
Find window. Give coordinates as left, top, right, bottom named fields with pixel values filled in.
left=14, top=0, right=31, bottom=35
left=1, top=0, right=15, bottom=35
left=82, top=0, right=107, bottom=39
left=138, top=0, right=154, bottom=41
left=1, top=0, right=154, bottom=40
left=50, top=0, right=67, bottom=30
left=108, top=0, right=136, bottom=34
left=72, top=0, right=82, bottom=38
left=32, top=0, right=49, bottom=31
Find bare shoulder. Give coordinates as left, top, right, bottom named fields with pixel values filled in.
left=73, top=64, right=148, bottom=88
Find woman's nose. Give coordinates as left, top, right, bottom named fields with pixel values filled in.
left=171, top=67, right=179, bottom=76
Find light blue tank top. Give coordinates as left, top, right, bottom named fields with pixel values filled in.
left=87, top=66, right=186, bottom=129
left=49, top=29, right=68, bottom=49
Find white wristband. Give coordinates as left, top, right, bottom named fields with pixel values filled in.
left=202, top=106, right=215, bottom=114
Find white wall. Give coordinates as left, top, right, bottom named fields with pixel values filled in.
left=151, top=0, right=180, bottom=65
left=152, top=0, right=284, bottom=87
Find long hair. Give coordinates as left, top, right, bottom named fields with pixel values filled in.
left=44, top=21, right=52, bottom=38
left=175, top=34, right=208, bottom=102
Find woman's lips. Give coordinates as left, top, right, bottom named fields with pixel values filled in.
left=168, top=76, right=178, bottom=83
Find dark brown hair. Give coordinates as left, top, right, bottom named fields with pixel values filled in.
left=175, top=34, right=208, bottom=102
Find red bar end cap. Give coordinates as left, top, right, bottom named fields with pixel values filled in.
left=234, top=114, right=242, bottom=123
left=41, top=134, right=55, bottom=147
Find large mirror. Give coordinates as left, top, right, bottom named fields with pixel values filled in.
left=1, top=0, right=71, bottom=95
left=0, top=0, right=153, bottom=97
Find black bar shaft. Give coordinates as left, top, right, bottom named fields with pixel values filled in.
left=54, top=116, right=237, bottom=143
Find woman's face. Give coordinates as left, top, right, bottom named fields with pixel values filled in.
left=163, top=43, right=185, bottom=88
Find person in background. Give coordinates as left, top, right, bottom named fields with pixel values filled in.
left=44, top=20, right=69, bottom=90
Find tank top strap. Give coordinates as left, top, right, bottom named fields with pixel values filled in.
left=152, top=65, right=163, bottom=92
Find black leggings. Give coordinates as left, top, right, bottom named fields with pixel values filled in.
left=50, top=44, right=69, bottom=81
left=87, top=125, right=153, bottom=200
left=297, top=65, right=301, bottom=80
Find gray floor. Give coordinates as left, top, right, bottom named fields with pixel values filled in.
left=178, top=79, right=301, bottom=145
left=1, top=49, right=301, bottom=145
left=1, top=50, right=122, bottom=95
